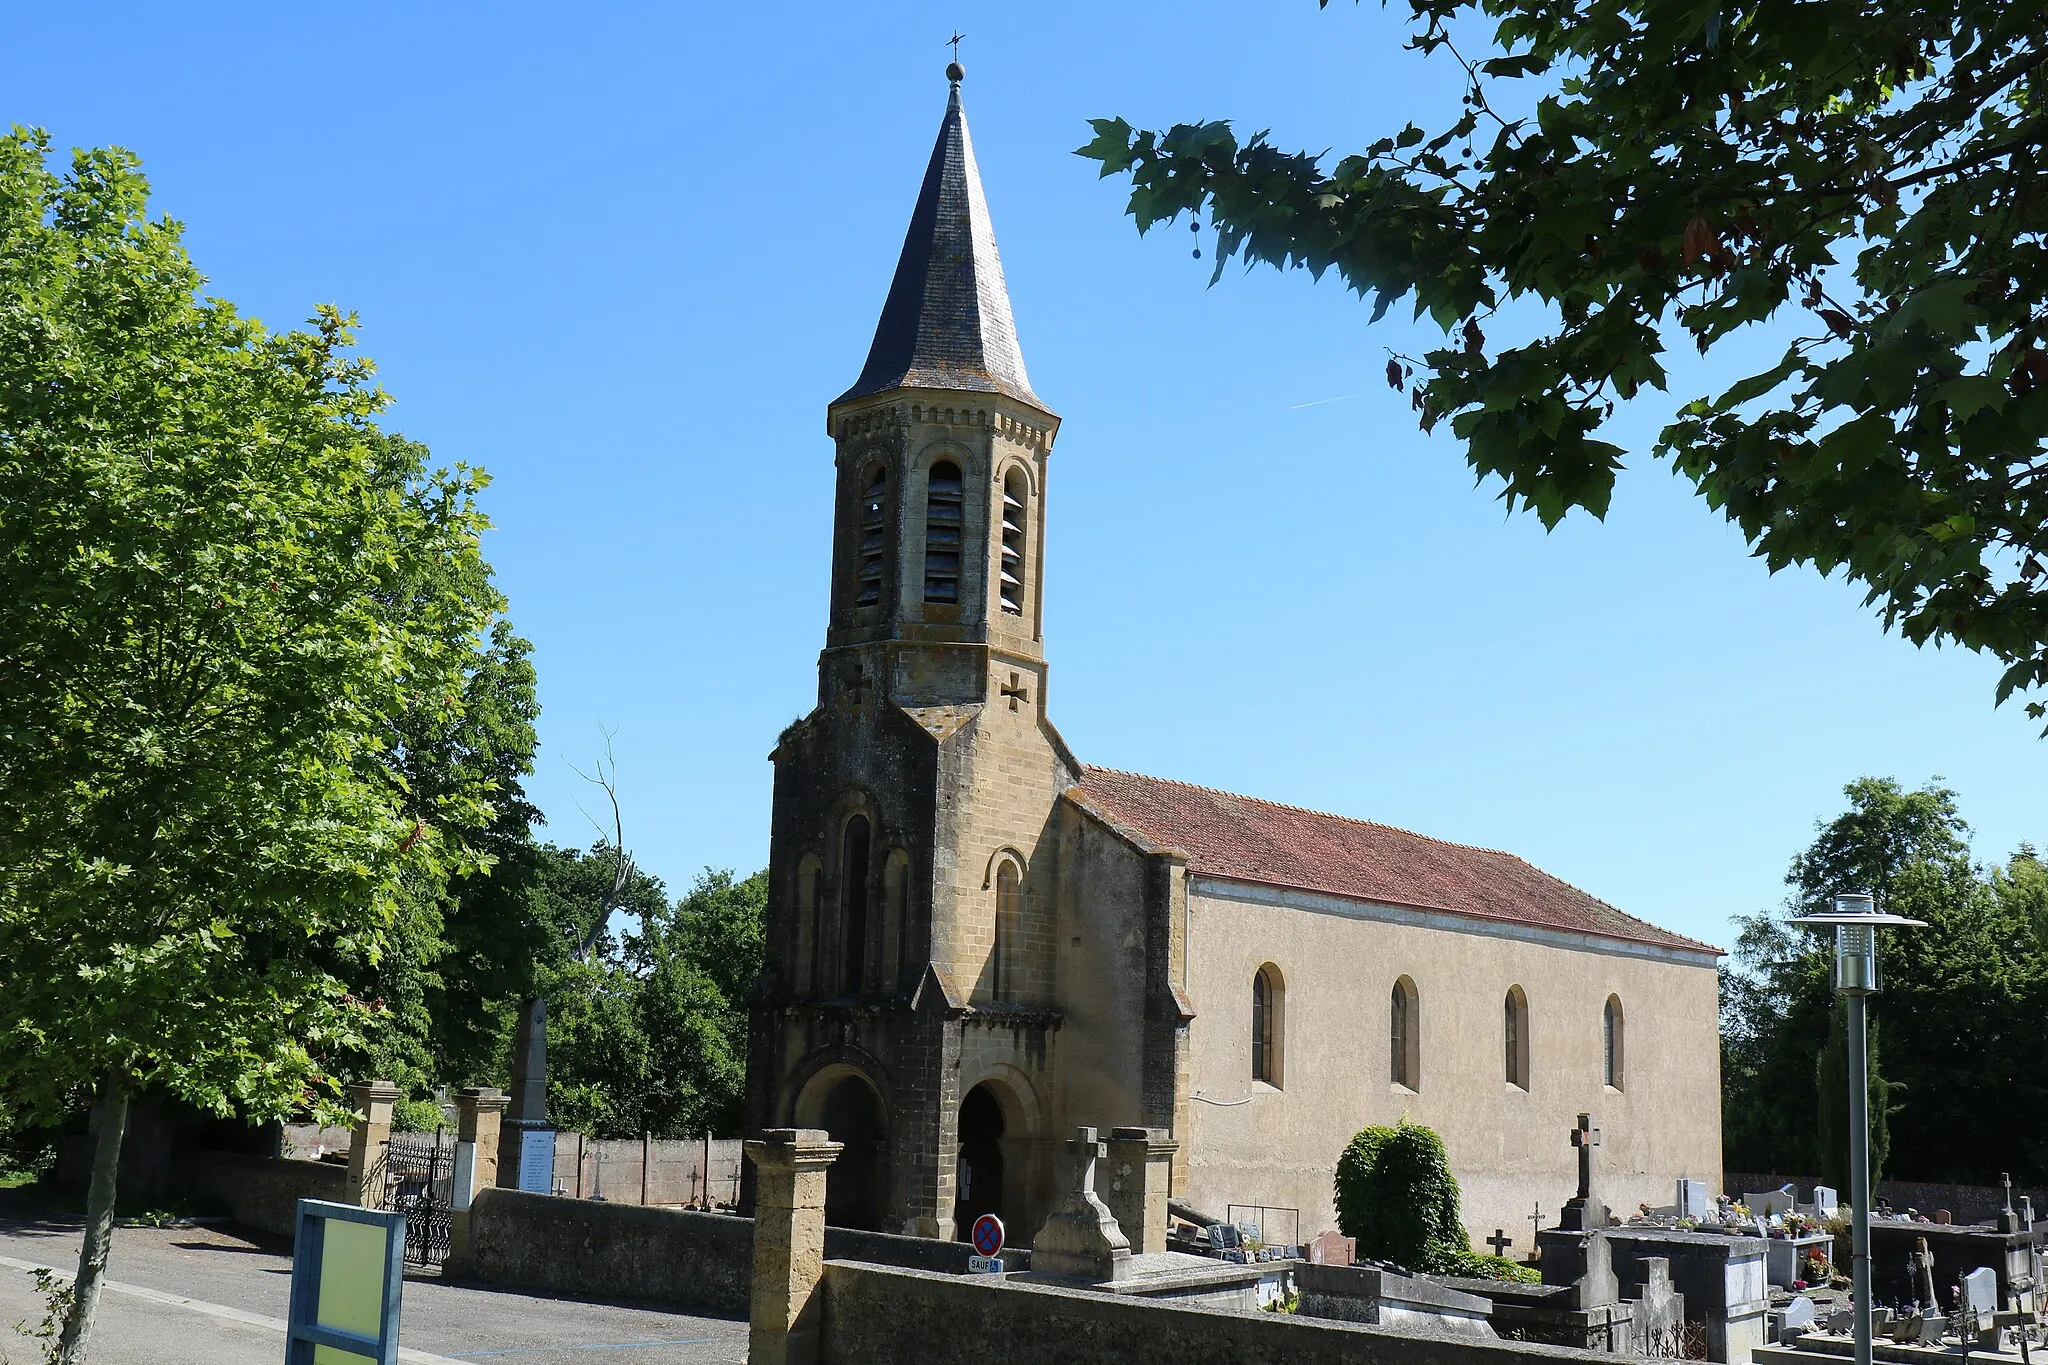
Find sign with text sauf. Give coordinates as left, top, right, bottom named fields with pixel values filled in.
left=286, top=1199, right=404, bottom=1364
left=968, top=1213, right=1005, bottom=1273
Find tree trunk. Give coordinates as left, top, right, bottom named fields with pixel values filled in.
left=55, top=1071, right=128, bottom=1365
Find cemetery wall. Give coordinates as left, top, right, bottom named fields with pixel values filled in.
left=1182, top=879, right=1722, bottom=1256
left=1725, top=1173, right=2047, bottom=1227
left=820, top=1260, right=1609, bottom=1365
left=546, top=1134, right=744, bottom=1206
left=469, top=1188, right=754, bottom=1315
left=465, top=1188, right=1027, bottom=1315
left=179, top=1150, right=348, bottom=1237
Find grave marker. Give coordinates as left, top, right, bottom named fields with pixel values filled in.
left=1559, top=1114, right=1606, bottom=1231
left=1487, top=1229, right=1515, bottom=1257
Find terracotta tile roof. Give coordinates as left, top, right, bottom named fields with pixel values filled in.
left=1072, top=767, right=1719, bottom=957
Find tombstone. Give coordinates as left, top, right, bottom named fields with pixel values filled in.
left=499, top=997, right=554, bottom=1191
left=1559, top=1114, right=1607, bottom=1232
left=1781, top=1294, right=1817, bottom=1340
left=1998, top=1172, right=2020, bottom=1234
left=1962, top=1266, right=1998, bottom=1318
left=1743, top=1185, right=1797, bottom=1219
left=1933, top=1209, right=1953, bottom=1225
left=1027, top=1127, right=1132, bottom=1283
left=2021, top=1195, right=2034, bottom=1231
left=1307, top=1230, right=1355, bottom=1266
left=1677, top=1178, right=1711, bottom=1222
left=1810, top=1185, right=1839, bottom=1219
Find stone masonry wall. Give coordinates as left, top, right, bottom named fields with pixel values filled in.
left=465, top=1188, right=1027, bottom=1317
left=821, top=1261, right=1608, bottom=1365
left=179, top=1151, right=348, bottom=1238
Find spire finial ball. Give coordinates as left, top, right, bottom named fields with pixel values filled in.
left=946, top=61, right=965, bottom=83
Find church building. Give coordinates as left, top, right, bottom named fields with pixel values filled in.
left=744, top=65, right=1724, bottom=1256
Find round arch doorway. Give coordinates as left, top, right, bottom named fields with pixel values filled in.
left=817, top=1074, right=885, bottom=1231
left=953, top=1083, right=1006, bottom=1242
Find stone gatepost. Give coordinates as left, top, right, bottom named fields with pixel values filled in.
left=344, top=1080, right=399, bottom=1209
left=744, top=1128, right=842, bottom=1365
left=1104, top=1127, right=1178, bottom=1255
left=446, top=1087, right=508, bottom=1275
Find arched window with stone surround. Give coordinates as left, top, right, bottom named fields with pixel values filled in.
left=998, top=467, right=1027, bottom=616
left=1504, top=985, right=1530, bottom=1089
left=794, top=853, right=822, bottom=996
left=924, top=461, right=963, bottom=604
left=840, top=816, right=871, bottom=995
left=854, top=463, right=889, bottom=609
left=993, top=859, right=1021, bottom=1001
left=1252, top=964, right=1284, bottom=1087
left=1391, top=976, right=1420, bottom=1090
left=1604, top=995, right=1625, bottom=1090
left=880, top=849, right=910, bottom=994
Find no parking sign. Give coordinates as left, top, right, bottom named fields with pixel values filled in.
left=968, top=1213, right=1005, bottom=1273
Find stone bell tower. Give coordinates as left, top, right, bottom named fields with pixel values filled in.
left=747, top=62, right=1080, bottom=1242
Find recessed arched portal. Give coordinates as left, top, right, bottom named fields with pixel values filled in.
left=953, top=1083, right=1006, bottom=1242
left=816, top=1074, right=885, bottom=1230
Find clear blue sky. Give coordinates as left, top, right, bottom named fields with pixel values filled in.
left=14, top=3, right=2041, bottom=952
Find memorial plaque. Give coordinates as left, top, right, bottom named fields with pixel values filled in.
left=517, top=1128, right=556, bottom=1194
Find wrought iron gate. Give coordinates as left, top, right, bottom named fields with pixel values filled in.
left=379, top=1130, right=453, bottom=1268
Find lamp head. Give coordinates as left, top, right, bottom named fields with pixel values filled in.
left=1788, top=892, right=1925, bottom=995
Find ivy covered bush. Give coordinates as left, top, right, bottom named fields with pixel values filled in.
left=1334, top=1120, right=1534, bottom=1281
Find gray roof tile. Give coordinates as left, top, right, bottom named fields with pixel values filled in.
left=836, top=77, right=1046, bottom=411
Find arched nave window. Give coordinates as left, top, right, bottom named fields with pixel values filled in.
left=1252, top=964, right=1284, bottom=1087
left=1604, top=995, right=1625, bottom=1091
left=1504, top=985, right=1530, bottom=1090
left=1390, top=976, right=1419, bottom=1090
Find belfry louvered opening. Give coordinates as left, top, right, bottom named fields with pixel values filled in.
left=999, top=468, right=1027, bottom=615
left=855, top=465, right=888, bottom=608
left=924, top=461, right=963, bottom=604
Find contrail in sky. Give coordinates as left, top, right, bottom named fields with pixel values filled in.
left=1289, top=394, right=1360, bottom=409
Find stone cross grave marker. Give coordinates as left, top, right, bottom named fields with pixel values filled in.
left=1529, top=1202, right=1544, bottom=1238
left=1487, top=1229, right=1514, bottom=1257
left=1572, top=1114, right=1600, bottom=1197
left=1559, top=1114, right=1606, bottom=1230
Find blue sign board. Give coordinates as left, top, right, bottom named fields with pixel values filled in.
left=286, top=1199, right=404, bottom=1364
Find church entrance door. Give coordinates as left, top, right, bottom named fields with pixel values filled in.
left=953, top=1083, right=1005, bottom=1242
left=819, top=1074, right=884, bottom=1231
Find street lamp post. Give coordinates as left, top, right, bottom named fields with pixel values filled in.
left=1789, top=892, right=1924, bottom=1365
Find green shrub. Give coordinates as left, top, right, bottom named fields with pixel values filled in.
left=392, top=1097, right=446, bottom=1133
left=1440, top=1250, right=1540, bottom=1283
left=1332, top=1120, right=1471, bottom=1273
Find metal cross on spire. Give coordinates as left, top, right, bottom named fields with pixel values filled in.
left=947, top=30, right=966, bottom=63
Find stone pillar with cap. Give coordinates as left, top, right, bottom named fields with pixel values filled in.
left=446, top=1087, right=509, bottom=1275
left=344, top=1079, right=400, bottom=1209
left=1104, top=1127, right=1178, bottom=1255
left=1028, top=1127, right=1132, bottom=1282
left=744, top=1128, right=842, bottom=1365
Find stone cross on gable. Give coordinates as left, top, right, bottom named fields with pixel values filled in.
left=1571, top=1113, right=1602, bottom=1201
left=1067, top=1126, right=1107, bottom=1194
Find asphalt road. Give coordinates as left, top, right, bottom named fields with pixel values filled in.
left=0, top=1199, right=747, bottom=1365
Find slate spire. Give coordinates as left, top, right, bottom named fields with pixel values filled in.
left=836, top=66, right=1046, bottom=412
